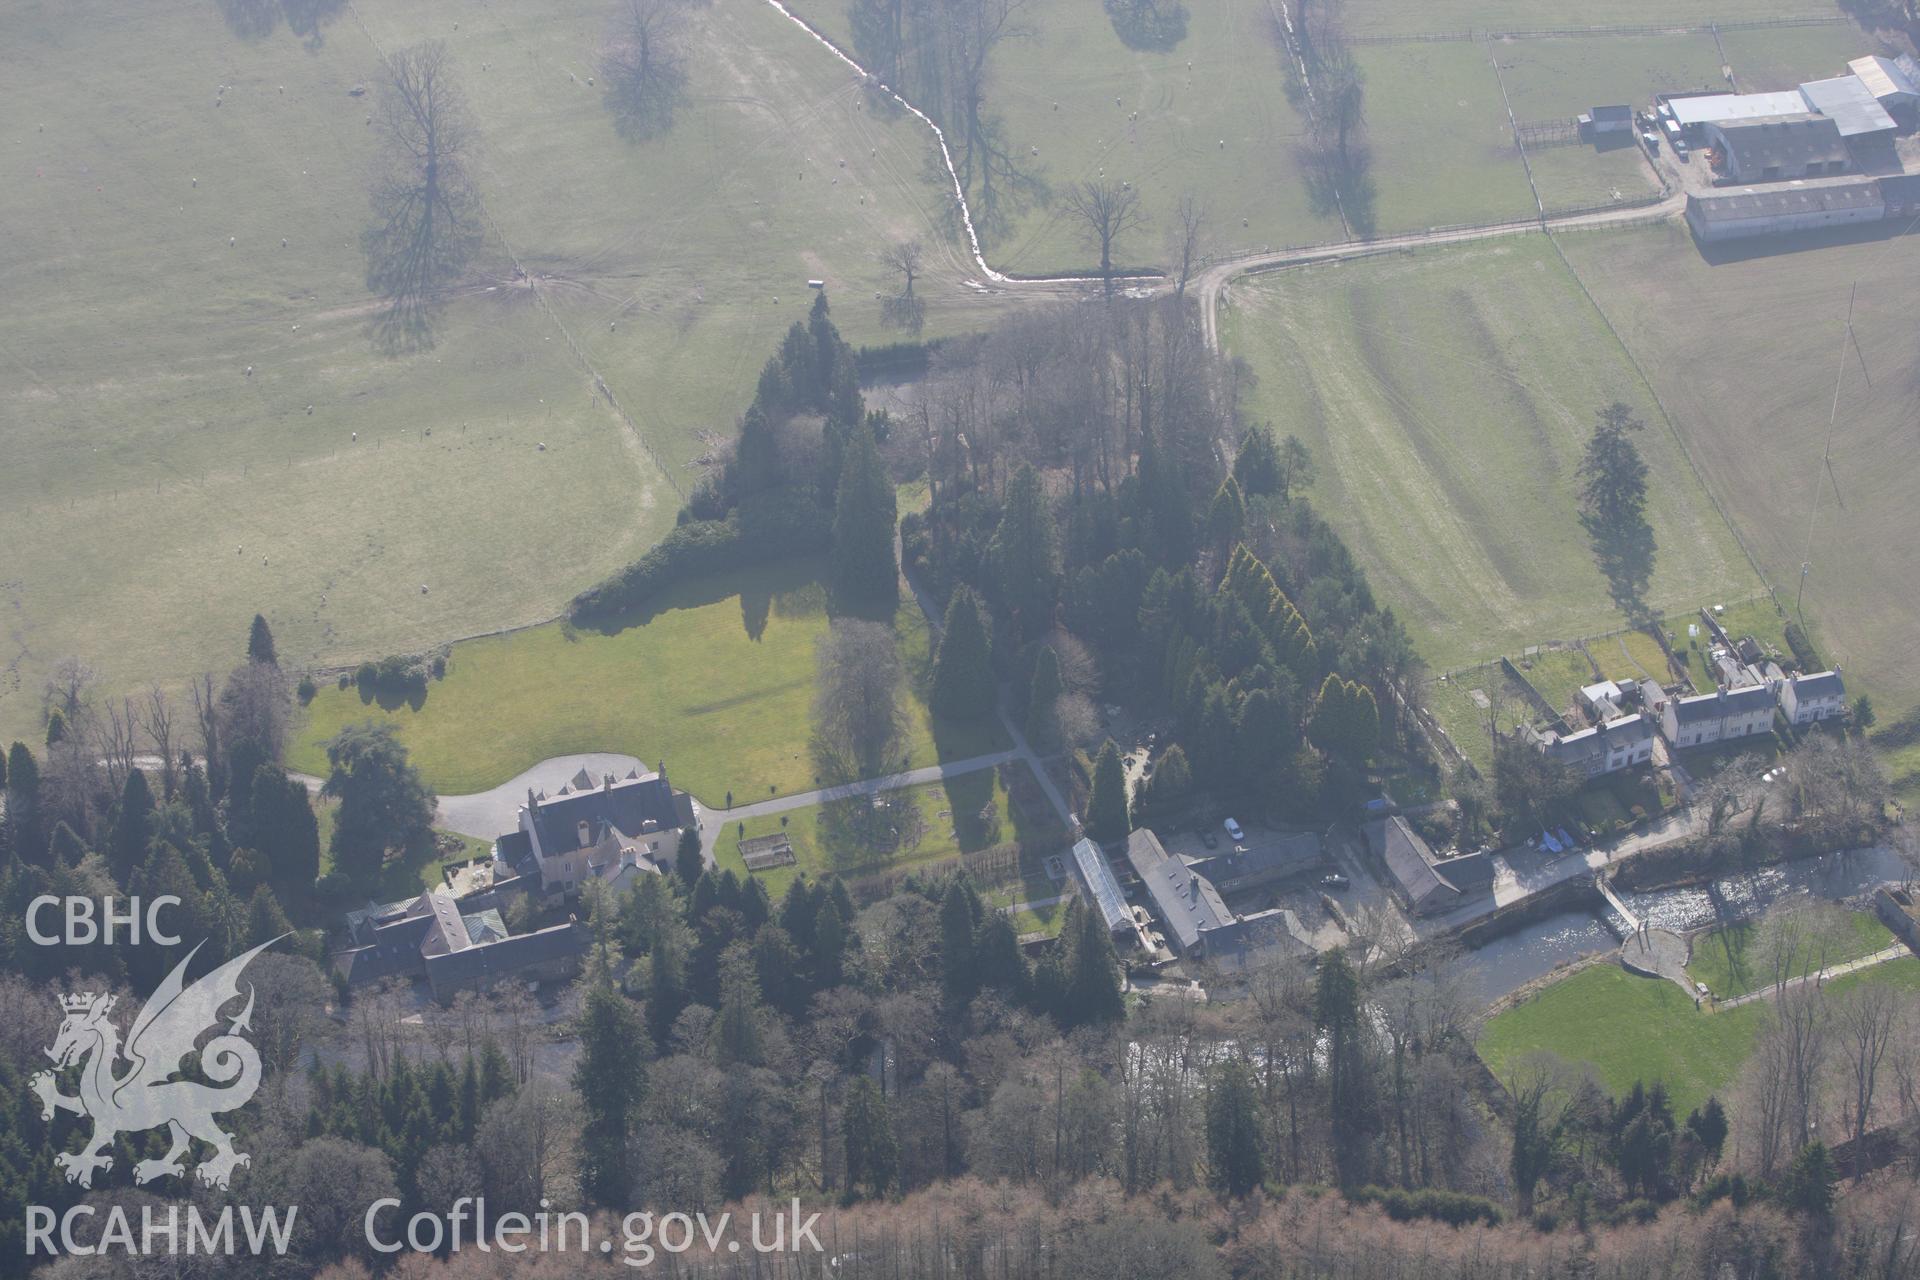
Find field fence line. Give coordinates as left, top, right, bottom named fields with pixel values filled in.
left=1352, top=15, right=1843, bottom=43
left=1422, top=593, right=1779, bottom=687
left=344, top=2, right=686, bottom=501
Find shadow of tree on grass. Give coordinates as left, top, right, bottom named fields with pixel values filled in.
left=1583, top=507, right=1657, bottom=624
left=1104, top=0, right=1190, bottom=52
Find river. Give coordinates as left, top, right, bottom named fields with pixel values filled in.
left=1462, top=845, right=1910, bottom=1008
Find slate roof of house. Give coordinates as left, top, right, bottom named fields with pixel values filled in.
left=495, top=829, right=533, bottom=865
left=1185, top=833, right=1321, bottom=886
left=1545, top=714, right=1655, bottom=764
left=1786, top=670, right=1846, bottom=701
left=424, top=920, right=588, bottom=990
left=1672, top=685, right=1775, bottom=722
left=1202, top=908, right=1315, bottom=968
left=1431, top=849, right=1496, bottom=893
left=1127, top=829, right=1232, bottom=953
left=523, top=771, right=695, bottom=855
left=1366, top=816, right=1457, bottom=913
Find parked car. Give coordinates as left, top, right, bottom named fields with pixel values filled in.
left=1224, top=817, right=1245, bottom=842
left=1200, top=829, right=1219, bottom=850
left=1321, top=873, right=1350, bottom=890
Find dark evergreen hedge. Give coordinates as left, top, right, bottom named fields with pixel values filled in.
left=568, top=491, right=830, bottom=623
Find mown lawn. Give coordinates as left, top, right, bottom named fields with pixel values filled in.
left=1479, top=964, right=1767, bottom=1118
left=717, top=761, right=1064, bottom=897
left=1514, top=647, right=1597, bottom=720
left=289, top=558, right=1009, bottom=802
left=1483, top=952, right=1920, bottom=1119
left=1421, top=665, right=1531, bottom=776
left=1686, top=909, right=1895, bottom=1001
left=1591, top=629, right=1672, bottom=685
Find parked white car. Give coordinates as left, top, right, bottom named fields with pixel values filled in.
left=1223, top=817, right=1245, bottom=842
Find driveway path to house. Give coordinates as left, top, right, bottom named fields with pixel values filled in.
left=428, top=749, right=1029, bottom=839
left=1715, top=943, right=1915, bottom=1010
left=715, top=749, right=1024, bottom=823
left=434, top=753, right=657, bottom=838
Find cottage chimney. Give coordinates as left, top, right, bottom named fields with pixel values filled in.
left=527, top=788, right=538, bottom=813
left=657, top=760, right=667, bottom=785
left=577, top=820, right=592, bottom=848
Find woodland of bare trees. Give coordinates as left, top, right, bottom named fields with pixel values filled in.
left=845, top=0, right=1045, bottom=237
left=895, top=294, right=1225, bottom=506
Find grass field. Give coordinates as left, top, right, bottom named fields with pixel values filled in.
left=1719, top=21, right=1871, bottom=92
left=0, top=0, right=1005, bottom=744
left=789, top=0, right=1677, bottom=257
left=1559, top=224, right=1920, bottom=787
left=1344, top=2, right=1844, bottom=38
left=717, top=761, right=1063, bottom=896
left=287, top=558, right=1009, bottom=801
left=1221, top=233, right=1761, bottom=674
left=866, top=0, right=1342, bottom=271
left=1686, top=909, right=1894, bottom=1000
left=1356, top=41, right=1538, bottom=234
left=1493, top=32, right=1724, bottom=212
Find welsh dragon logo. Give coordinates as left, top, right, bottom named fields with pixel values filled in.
left=30, top=937, right=282, bottom=1190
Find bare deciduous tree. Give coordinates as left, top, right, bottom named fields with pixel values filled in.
left=190, top=671, right=222, bottom=782
left=94, top=696, right=141, bottom=795
left=1170, top=193, right=1205, bottom=298
left=1835, top=981, right=1902, bottom=1180
left=601, top=0, right=689, bottom=141
left=811, top=619, right=911, bottom=783
left=1061, top=180, right=1147, bottom=297
left=363, top=41, right=482, bottom=351
left=143, top=687, right=178, bottom=799
left=879, top=238, right=927, bottom=332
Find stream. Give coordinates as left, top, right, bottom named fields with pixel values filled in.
left=1463, top=845, right=1910, bottom=1008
